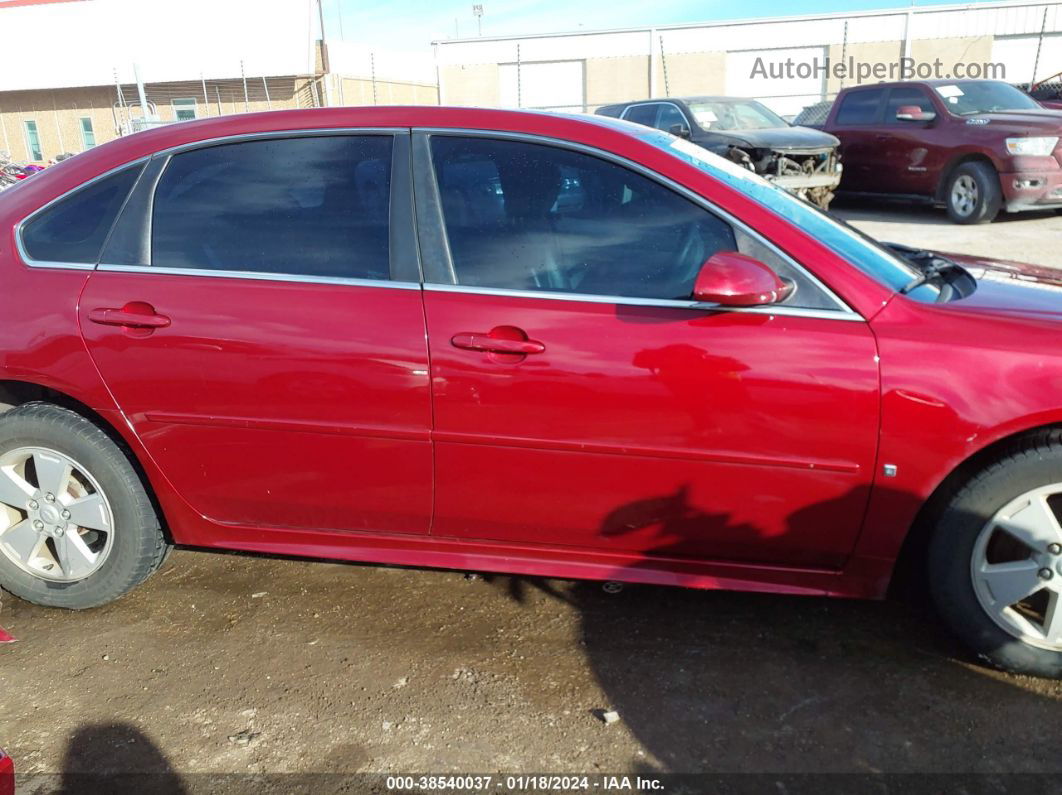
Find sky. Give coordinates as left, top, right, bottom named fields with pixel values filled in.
left=322, top=0, right=1005, bottom=50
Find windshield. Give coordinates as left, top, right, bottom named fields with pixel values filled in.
left=637, top=129, right=929, bottom=297
left=687, top=100, right=788, bottom=131
left=934, top=81, right=1040, bottom=115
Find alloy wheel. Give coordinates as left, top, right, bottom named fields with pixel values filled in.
left=971, top=484, right=1062, bottom=651
left=951, top=174, right=979, bottom=217
left=0, top=446, right=115, bottom=582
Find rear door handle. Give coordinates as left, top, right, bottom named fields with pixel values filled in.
left=451, top=331, right=545, bottom=355
left=87, top=303, right=170, bottom=329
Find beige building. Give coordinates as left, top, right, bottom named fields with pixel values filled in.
left=434, top=0, right=1062, bottom=118
left=0, top=0, right=439, bottom=164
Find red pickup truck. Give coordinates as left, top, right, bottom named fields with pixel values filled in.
left=799, top=79, right=1062, bottom=223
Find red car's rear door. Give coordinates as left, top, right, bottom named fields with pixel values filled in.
left=414, top=131, right=880, bottom=568
left=79, top=131, right=433, bottom=535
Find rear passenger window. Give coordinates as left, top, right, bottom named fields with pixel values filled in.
left=835, top=88, right=885, bottom=125
left=151, top=135, right=393, bottom=280
left=20, top=164, right=143, bottom=264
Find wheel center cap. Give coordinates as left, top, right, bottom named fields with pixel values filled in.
left=39, top=504, right=60, bottom=524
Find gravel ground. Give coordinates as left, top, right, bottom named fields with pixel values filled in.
left=2, top=205, right=1062, bottom=789
left=834, top=200, right=1062, bottom=267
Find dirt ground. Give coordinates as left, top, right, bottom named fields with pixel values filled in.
left=3, top=205, right=1062, bottom=789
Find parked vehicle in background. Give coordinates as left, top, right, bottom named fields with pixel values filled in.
left=1019, top=72, right=1062, bottom=110
left=0, top=155, right=29, bottom=191
left=6, top=107, right=1062, bottom=677
left=596, top=96, right=842, bottom=209
left=803, top=79, right=1062, bottom=223
left=0, top=748, right=12, bottom=795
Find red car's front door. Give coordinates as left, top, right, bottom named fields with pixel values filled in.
left=416, top=132, right=880, bottom=568
left=79, top=132, right=434, bottom=535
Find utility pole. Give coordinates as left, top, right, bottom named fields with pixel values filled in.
left=473, top=4, right=483, bottom=37
left=317, top=0, right=331, bottom=106
left=132, top=63, right=150, bottom=125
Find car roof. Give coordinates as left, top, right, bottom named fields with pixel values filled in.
left=615, top=96, right=754, bottom=105
left=843, top=78, right=1008, bottom=91
left=0, top=106, right=661, bottom=210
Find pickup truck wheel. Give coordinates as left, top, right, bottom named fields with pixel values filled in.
left=0, top=403, right=168, bottom=609
left=929, top=433, right=1062, bottom=678
left=944, top=162, right=1001, bottom=224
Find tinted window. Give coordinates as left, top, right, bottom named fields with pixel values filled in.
left=429, top=136, right=835, bottom=308
left=20, top=164, right=142, bottom=264
left=655, top=104, right=687, bottom=132
left=835, top=88, right=884, bottom=125
left=884, top=86, right=934, bottom=122
left=623, top=104, right=659, bottom=127
left=152, top=135, right=392, bottom=279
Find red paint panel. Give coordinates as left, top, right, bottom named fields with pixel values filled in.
left=425, top=291, right=880, bottom=567
left=78, top=271, right=432, bottom=534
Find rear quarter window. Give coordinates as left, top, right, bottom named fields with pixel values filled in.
left=19, top=164, right=143, bottom=264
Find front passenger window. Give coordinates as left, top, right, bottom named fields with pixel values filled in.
left=429, top=136, right=835, bottom=309
left=655, top=105, right=687, bottom=132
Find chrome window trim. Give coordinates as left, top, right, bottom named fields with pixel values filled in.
left=423, top=283, right=862, bottom=321
left=96, top=264, right=420, bottom=290
left=15, top=128, right=409, bottom=273
left=15, top=156, right=151, bottom=270
left=147, top=129, right=406, bottom=282
left=150, top=126, right=408, bottom=159
left=415, top=127, right=860, bottom=320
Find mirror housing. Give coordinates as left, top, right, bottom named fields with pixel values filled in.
left=896, top=105, right=936, bottom=122
left=669, top=122, right=692, bottom=139
left=693, top=251, right=793, bottom=307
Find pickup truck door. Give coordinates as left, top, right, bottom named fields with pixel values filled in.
left=877, top=85, right=948, bottom=195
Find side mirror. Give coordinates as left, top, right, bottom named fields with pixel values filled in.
left=895, top=105, right=936, bottom=122
left=669, top=123, right=692, bottom=139
left=692, top=251, right=794, bottom=307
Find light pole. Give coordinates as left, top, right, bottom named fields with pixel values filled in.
left=473, top=4, right=483, bottom=37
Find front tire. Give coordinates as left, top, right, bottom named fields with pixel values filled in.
left=929, top=432, right=1062, bottom=678
left=0, top=403, right=168, bottom=609
left=944, top=161, right=1001, bottom=224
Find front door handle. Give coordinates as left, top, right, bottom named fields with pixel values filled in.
left=451, top=329, right=545, bottom=355
left=87, top=302, right=171, bottom=329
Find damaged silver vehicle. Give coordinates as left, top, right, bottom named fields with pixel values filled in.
left=596, top=96, right=842, bottom=209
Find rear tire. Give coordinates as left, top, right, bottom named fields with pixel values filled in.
left=929, top=433, right=1062, bottom=678
left=944, top=161, right=1001, bottom=224
left=0, top=403, right=168, bottom=609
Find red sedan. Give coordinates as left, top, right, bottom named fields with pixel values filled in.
left=0, top=107, right=1061, bottom=677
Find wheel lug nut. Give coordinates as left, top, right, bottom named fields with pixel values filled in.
left=28, top=500, right=38, bottom=510
left=32, top=520, right=44, bottom=531
left=1038, top=568, right=1054, bottom=581
left=54, top=526, right=64, bottom=537
left=1049, top=543, right=1062, bottom=555
left=61, top=509, right=71, bottom=520
left=44, top=493, right=55, bottom=503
